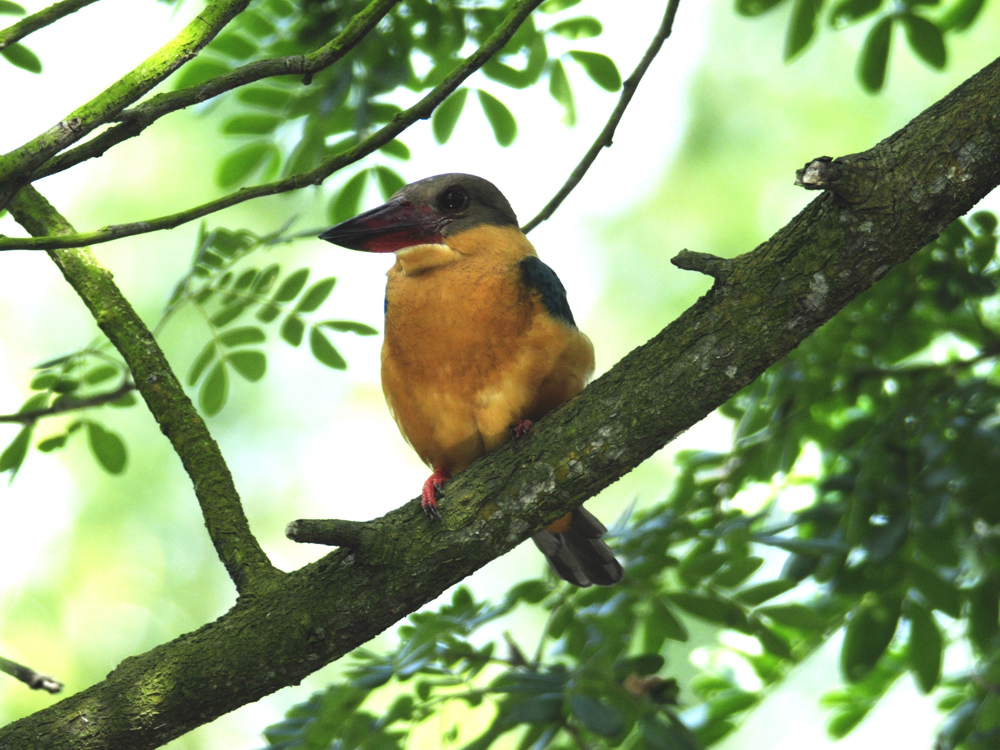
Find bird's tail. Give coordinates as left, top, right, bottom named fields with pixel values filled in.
left=531, top=506, right=624, bottom=587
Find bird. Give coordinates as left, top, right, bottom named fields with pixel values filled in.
left=319, top=173, right=623, bottom=587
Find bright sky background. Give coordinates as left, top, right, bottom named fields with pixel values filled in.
left=1, top=0, right=994, bottom=748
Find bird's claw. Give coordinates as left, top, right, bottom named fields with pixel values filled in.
left=421, top=469, right=450, bottom=522
left=509, top=419, right=533, bottom=443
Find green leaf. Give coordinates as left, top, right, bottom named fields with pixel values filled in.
left=756, top=603, right=828, bottom=630
left=86, top=421, right=127, bottom=474
left=712, top=556, right=765, bottom=587
left=30, top=372, right=59, bottom=390
left=109, top=392, right=137, bottom=408
left=734, top=579, right=797, bottom=606
left=967, top=577, right=1000, bottom=654
left=432, top=88, right=469, bottom=144
left=222, top=114, right=281, bottom=135
left=84, top=365, right=120, bottom=385
left=318, top=320, right=378, bottom=335
left=938, top=0, right=986, bottom=31
left=200, top=361, right=229, bottom=416
left=1, top=42, right=42, bottom=74
left=477, top=90, right=517, bottom=147
left=173, top=57, right=230, bottom=90
left=735, top=0, right=788, bottom=15
left=379, top=139, right=411, bottom=161
left=330, top=170, right=369, bottom=224
left=310, top=327, right=347, bottom=369
left=550, top=17, right=602, bottom=39
left=829, top=0, right=882, bottom=27
left=294, top=278, right=337, bottom=314
left=900, top=13, right=945, bottom=69
left=217, top=141, right=278, bottom=187
left=667, top=592, right=751, bottom=632
left=188, top=342, right=217, bottom=386
left=909, top=563, right=961, bottom=618
left=219, top=326, right=266, bottom=347
left=227, top=350, right=267, bottom=382
left=211, top=32, right=257, bottom=60
left=906, top=603, right=942, bottom=693
left=548, top=59, right=575, bottom=126
left=566, top=50, right=621, bottom=91
left=645, top=598, right=689, bottom=651
left=373, top=166, right=406, bottom=201
left=281, top=315, right=305, bottom=347
left=857, top=16, right=893, bottom=93
left=37, top=435, right=68, bottom=453
left=0, top=427, right=33, bottom=478
left=539, top=0, right=581, bottom=11
left=272, top=268, right=310, bottom=303
left=569, top=695, right=625, bottom=738
left=749, top=615, right=792, bottom=659
left=840, top=598, right=900, bottom=682
left=0, top=2, right=26, bottom=15
left=784, top=0, right=822, bottom=61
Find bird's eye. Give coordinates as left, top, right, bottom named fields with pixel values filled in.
left=438, top=187, right=469, bottom=213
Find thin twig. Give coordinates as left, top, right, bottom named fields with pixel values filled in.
left=521, top=0, right=682, bottom=234
left=0, top=0, right=251, bottom=207
left=0, top=0, right=546, bottom=252
left=33, top=0, right=402, bottom=180
left=0, top=0, right=100, bottom=51
left=0, top=380, right=135, bottom=425
left=0, top=655, right=63, bottom=694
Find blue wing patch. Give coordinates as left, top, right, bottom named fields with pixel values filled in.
left=520, top=256, right=576, bottom=328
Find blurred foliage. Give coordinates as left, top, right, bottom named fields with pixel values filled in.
left=171, top=0, right=619, bottom=210
left=0, top=222, right=375, bottom=477
left=255, top=213, right=1000, bottom=749
left=735, top=0, right=987, bottom=91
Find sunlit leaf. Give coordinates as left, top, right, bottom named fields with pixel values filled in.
left=222, top=114, right=281, bottom=135
left=219, top=326, right=266, bottom=347
left=330, top=170, right=369, bottom=224
left=548, top=59, right=575, bottom=126
left=318, top=320, right=378, bottom=335
left=281, top=315, right=305, bottom=347
left=173, top=57, right=230, bottom=89
left=212, top=32, right=257, bottom=60
left=549, top=17, right=602, bottom=39
left=784, top=0, right=822, bottom=61
left=379, top=139, right=411, bottom=161
left=295, top=278, right=337, bottom=314
left=374, top=166, right=406, bottom=200
left=0, top=2, right=26, bottom=15
left=227, top=350, right=267, bottom=382
left=217, top=141, right=278, bottom=187
left=1, top=42, right=42, bottom=74
left=938, top=0, right=986, bottom=31
left=829, top=0, right=882, bottom=28
left=857, top=16, right=893, bottom=93
left=200, top=361, right=229, bottom=416
left=84, top=365, right=120, bottom=385
left=566, top=50, right=621, bottom=91
left=735, top=0, right=788, bottom=16
left=900, top=13, right=946, bottom=69
left=477, top=90, right=517, bottom=147
left=310, top=327, right=347, bottom=369
left=432, top=88, right=468, bottom=145
left=539, top=0, right=581, bottom=11
left=0, top=426, right=33, bottom=478
left=86, top=421, right=127, bottom=474
left=272, top=268, right=310, bottom=303
left=237, top=86, right=294, bottom=109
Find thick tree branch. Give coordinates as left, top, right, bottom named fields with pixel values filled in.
left=0, top=380, right=135, bottom=424
left=0, top=0, right=99, bottom=51
left=0, top=0, right=251, bottom=210
left=0, top=655, right=63, bottom=694
left=0, top=0, right=546, bottom=252
left=6, top=185, right=280, bottom=595
left=32, top=0, right=402, bottom=180
left=521, top=0, right=681, bottom=234
left=2, top=51, right=998, bottom=750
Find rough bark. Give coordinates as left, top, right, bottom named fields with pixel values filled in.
left=1, top=52, right=998, bottom=750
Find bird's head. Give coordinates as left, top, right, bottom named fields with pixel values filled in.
left=319, top=173, right=518, bottom=253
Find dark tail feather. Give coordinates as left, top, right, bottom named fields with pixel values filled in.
left=531, top=506, right=624, bottom=587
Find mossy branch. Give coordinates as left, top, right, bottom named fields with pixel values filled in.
left=33, top=0, right=403, bottom=180
left=0, top=0, right=252, bottom=208
left=3, top=53, right=1000, bottom=750
left=6, top=185, right=280, bottom=596
left=0, top=0, right=546, bottom=252
left=0, top=0, right=100, bottom=51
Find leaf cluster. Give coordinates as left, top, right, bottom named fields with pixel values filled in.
left=735, top=0, right=986, bottom=92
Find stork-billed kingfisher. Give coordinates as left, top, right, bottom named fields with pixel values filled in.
left=320, top=173, right=623, bottom=587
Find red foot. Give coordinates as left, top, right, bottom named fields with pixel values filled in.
left=510, top=419, right=533, bottom=442
left=421, top=468, right=450, bottom=521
